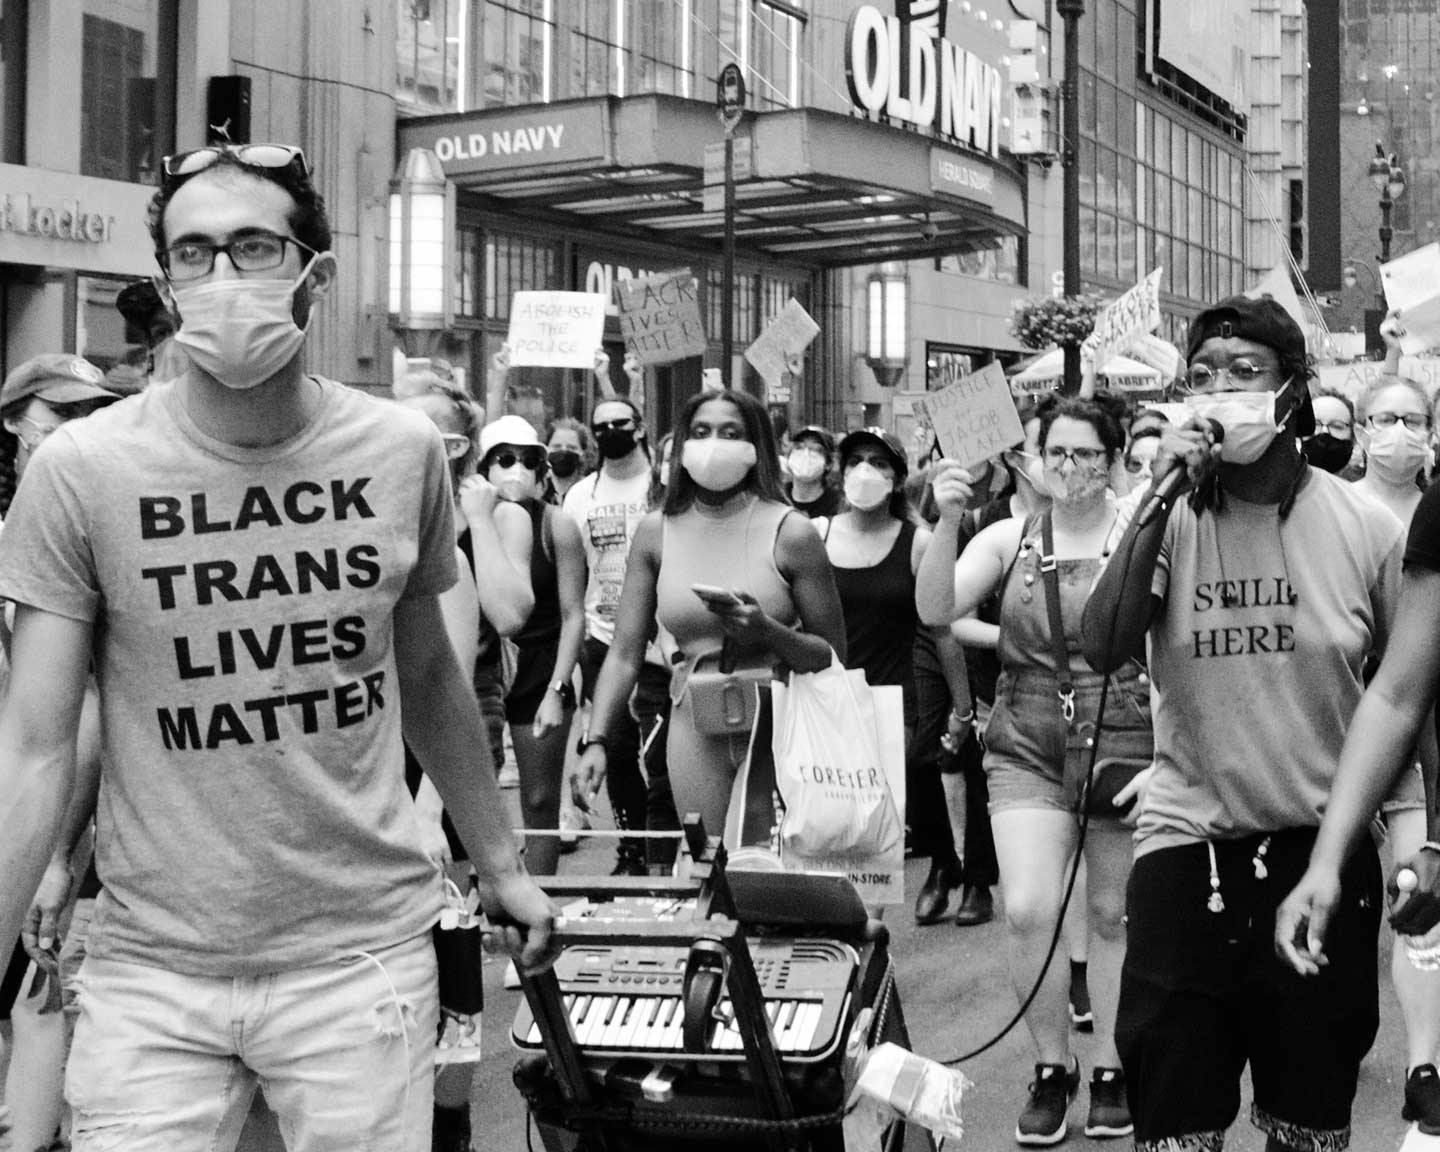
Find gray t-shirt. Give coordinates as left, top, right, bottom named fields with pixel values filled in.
left=0, top=378, right=458, bottom=976
left=1128, top=469, right=1404, bottom=854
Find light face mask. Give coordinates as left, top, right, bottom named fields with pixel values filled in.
left=1365, top=423, right=1432, bottom=484
left=1043, top=458, right=1109, bottom=504
left=682, top=437, right=756, bottom=492
left=171, top=257, right=317, bottom=390
left=788, top=448, right=826, bottom=483
left=844, top=462, right=893, bottom=510
left=1185, top=379, right=1291, bottom=466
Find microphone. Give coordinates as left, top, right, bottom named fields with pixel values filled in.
left=1135, top=419, right=1223, bottom=528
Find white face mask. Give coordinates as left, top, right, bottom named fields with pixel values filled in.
left=492, top=465, right=537, bottom=502
left=171, top=257, right=317, bottom=390
left=788, top=448, right=826, bottom=483
left=1185, top=379, right=1291, bottom=465
left=844, top=462, right=893, bottom=510
left=1365, top=423, right=1431, bottom=484
left=682, top=438, right=757, bottom=492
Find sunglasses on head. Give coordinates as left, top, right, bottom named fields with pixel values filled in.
left=160, top=144, right=310, bottom=194
left=487, top=447, right=545, bottom=472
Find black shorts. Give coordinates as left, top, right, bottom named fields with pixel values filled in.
left=1117, top=828, right=1380, bottom=1152
left=505, top=642, right=559, bottom=726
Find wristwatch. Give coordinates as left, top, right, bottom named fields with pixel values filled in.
left=576, top=733, right=609, bottom=756
left=549, top=679, right=577, bottom=707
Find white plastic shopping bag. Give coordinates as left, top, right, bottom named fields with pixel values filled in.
left=771, top=660, right=906, bottom=905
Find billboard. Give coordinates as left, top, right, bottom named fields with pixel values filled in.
left=1154, top=0, right=1248, bottom=110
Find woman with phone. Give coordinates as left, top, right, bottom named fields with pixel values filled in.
left=576, top=389, right=845, bottom=844
left=916, top=393, right=1150, bottom=1145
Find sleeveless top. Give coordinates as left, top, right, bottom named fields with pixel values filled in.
left=655, top=493, right=797, bottom=662
left=830, top=519, right=918, bottom=689
left=513, top=497, right=561, bottom=649
left=995, top=514, right=1105, bottom=685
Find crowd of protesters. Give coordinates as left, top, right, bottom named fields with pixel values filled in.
left=6, top=139, right=1440, bottom=1152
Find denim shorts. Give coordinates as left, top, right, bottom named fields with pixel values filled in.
left=984, top=667, right=1154, bottom=816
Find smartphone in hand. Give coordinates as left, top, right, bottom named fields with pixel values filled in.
left=692, top=583, right=744, bottom=609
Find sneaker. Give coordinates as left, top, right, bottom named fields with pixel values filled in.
left=435, top=1009, right=483, bottom=1065
left=558, top=806, right=588, bottom=853
left=1405, top=1064, right=1440, bottom=1134
left=1016, top=1058, right=1080, bottom=1145
left=1084, top=1067, right=1133, bottom=1138
left=497, top=762, right=520, bottom=789
left=1069, top=971, right=1094, bottom=1033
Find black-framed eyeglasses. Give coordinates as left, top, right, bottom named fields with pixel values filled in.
left=1179, top=359, right=1277, bottom=394
left=1043, top=445, right=1107, bottom=468
left=487, top=447, right=545, bottom=472
left=160, top=144, right=310, bottom=194
left=592, top=418, right=636, bottom=434
left=1313, top=419, right=1353, bottom=438
left=158, top=232, right=316, bottom=282
left=1366, top=412, right=1430, bottom=432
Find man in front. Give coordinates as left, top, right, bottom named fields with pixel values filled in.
left=0, top=143, right=553, bottom=1150
left=1082, top=295, right=1403, bottom=1152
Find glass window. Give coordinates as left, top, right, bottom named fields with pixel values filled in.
left=483, top=229, right=561, bottom=321
left=1116, top=5, right=1136, bottom=75
left=1116, top=90, right=1135, bottom=155
left=81, top=1, right=178, bottom=183
left=706, top=266, right=756, bottom=344
left=1154, top=173, right=1171, bottom=232
left=1097, top=81, right=1116, bottom=143
left=479, top=0, right=554, bottom=108
left=937, top=236, right=1021, bottom=285
left=1119, top=219, right=1137, bottom=282
left=1154, top=113, right=1170, bottom=174
left=1137, top=163, right=1149, bottom=226
left=77, top=275, right=138, bottom=373
left=1097, top=211, right=1117, bottom=279
left=1188, top=133, right=1202, bottom=190
left=1188, top=186, right=1202, bottom=238
left=694, top=0, right=746, bottom=99
left=569, top=0, right=615, bottom=98
left=629, top=0, right=687, bottom=95
left=1116, top=155, right=1134, bottom=220
left=1097, top=147, right=1116, bottom=213
left=1079, top=1, right=1096, bottom=72
left=1171, top=124, right=1186, bottom=183
left=1189, top=244, right=1202, bottom=301
left=0, top=0, right=25, bottom=164
left=752, top=2, right=801, bottom=109
left=1080, top=137, right=1095, bottom=206
left=1135, top=102, right=1148, bottom=166
left=396, top=0, right=464, bottom=114
left=1096, top=0, right=1115, bottom=78
left=1081, top=71, right=1097, bottom=133
left=455, top=224, right=483, bottom=318
left=1172, top=241, right=1187, bottom=297
left=1080, top=207, right=1097, bottom=276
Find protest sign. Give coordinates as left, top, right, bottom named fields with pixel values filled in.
left=506, top=292, right=607, bottom=368
left=745, top=298, right=821, bottom=388
left=1084, top=268, right=1162, bottom=369
left=911, top=362, right=1024, bottom=468
left=615, top=270, right=708, bottom=366
left=1381, top=244, right=1440, bottom=356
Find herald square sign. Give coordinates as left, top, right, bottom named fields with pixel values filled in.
left=845, top=4, right=1003, bottom=159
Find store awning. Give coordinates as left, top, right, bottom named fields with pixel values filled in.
left=397, top=95, right=1027, bottom=269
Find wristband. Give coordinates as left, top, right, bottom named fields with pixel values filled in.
left=550, top=679, right=576, bottom=707
left=1423, top=842, right=1440, bottom=854
left=576, top=734, right=608, bottom=757
left=950, top=708, right=975, bottom=725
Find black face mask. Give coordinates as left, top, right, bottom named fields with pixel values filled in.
left=548, top=449, right=581, bottom=478
left=1302, top=432, right=1353, bottom=474
left=595, top=427, right=638, bottom=460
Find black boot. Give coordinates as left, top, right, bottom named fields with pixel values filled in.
left=433, top=1103, right=472, bottom=1152
left=953, top=885, right=994, bottom=926
left=914, top=856, right=961, bottom=925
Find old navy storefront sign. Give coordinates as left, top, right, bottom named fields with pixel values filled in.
left=401, top=105, right=607, bottom=178
left=846, top=4, right=1002, bottom=159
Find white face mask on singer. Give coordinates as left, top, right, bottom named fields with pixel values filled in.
left=1185, top=378, right=1292, bottom=466
left=171, top=256, right=317, bottom=390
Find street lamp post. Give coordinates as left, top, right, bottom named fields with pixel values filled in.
left=1369, top=141, right=1407, bottom=265
left=1057, top=0, right=1085, bottom=396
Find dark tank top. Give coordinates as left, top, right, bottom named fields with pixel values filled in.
left=832, top=520, right=918, bottom=690
left=513, top=497, right=560, bottom=649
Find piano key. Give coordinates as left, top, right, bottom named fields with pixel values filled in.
left=777, top=1000, right=797, bottom=1036
left=578, top=996, right=612, bottom=1045
left=792, top=1002, right=822, bottom=1052
left=629, top=997, right=659, bottom=1046
left=660, top=998, right=686, bottom=1049
left=600, top=997, right=631, bottom=1047
left=617, top=997, right=648, bottom=1049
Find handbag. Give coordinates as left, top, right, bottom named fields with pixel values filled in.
left=676, top=640, right=773, bottom=736
left=1037, top=512, right=1152, bottom=818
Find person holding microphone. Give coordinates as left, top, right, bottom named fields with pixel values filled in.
left=1083, top=295, right=1404, bottom=1152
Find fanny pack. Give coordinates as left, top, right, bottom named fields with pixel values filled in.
left=674, top=641, right=774, bottom=736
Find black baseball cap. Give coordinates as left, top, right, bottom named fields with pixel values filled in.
left=1186, top=294, right=1314, bottom=436
left=838, top=426, right=908, bottom=479
left=792, top=425, right=834, bottom=454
